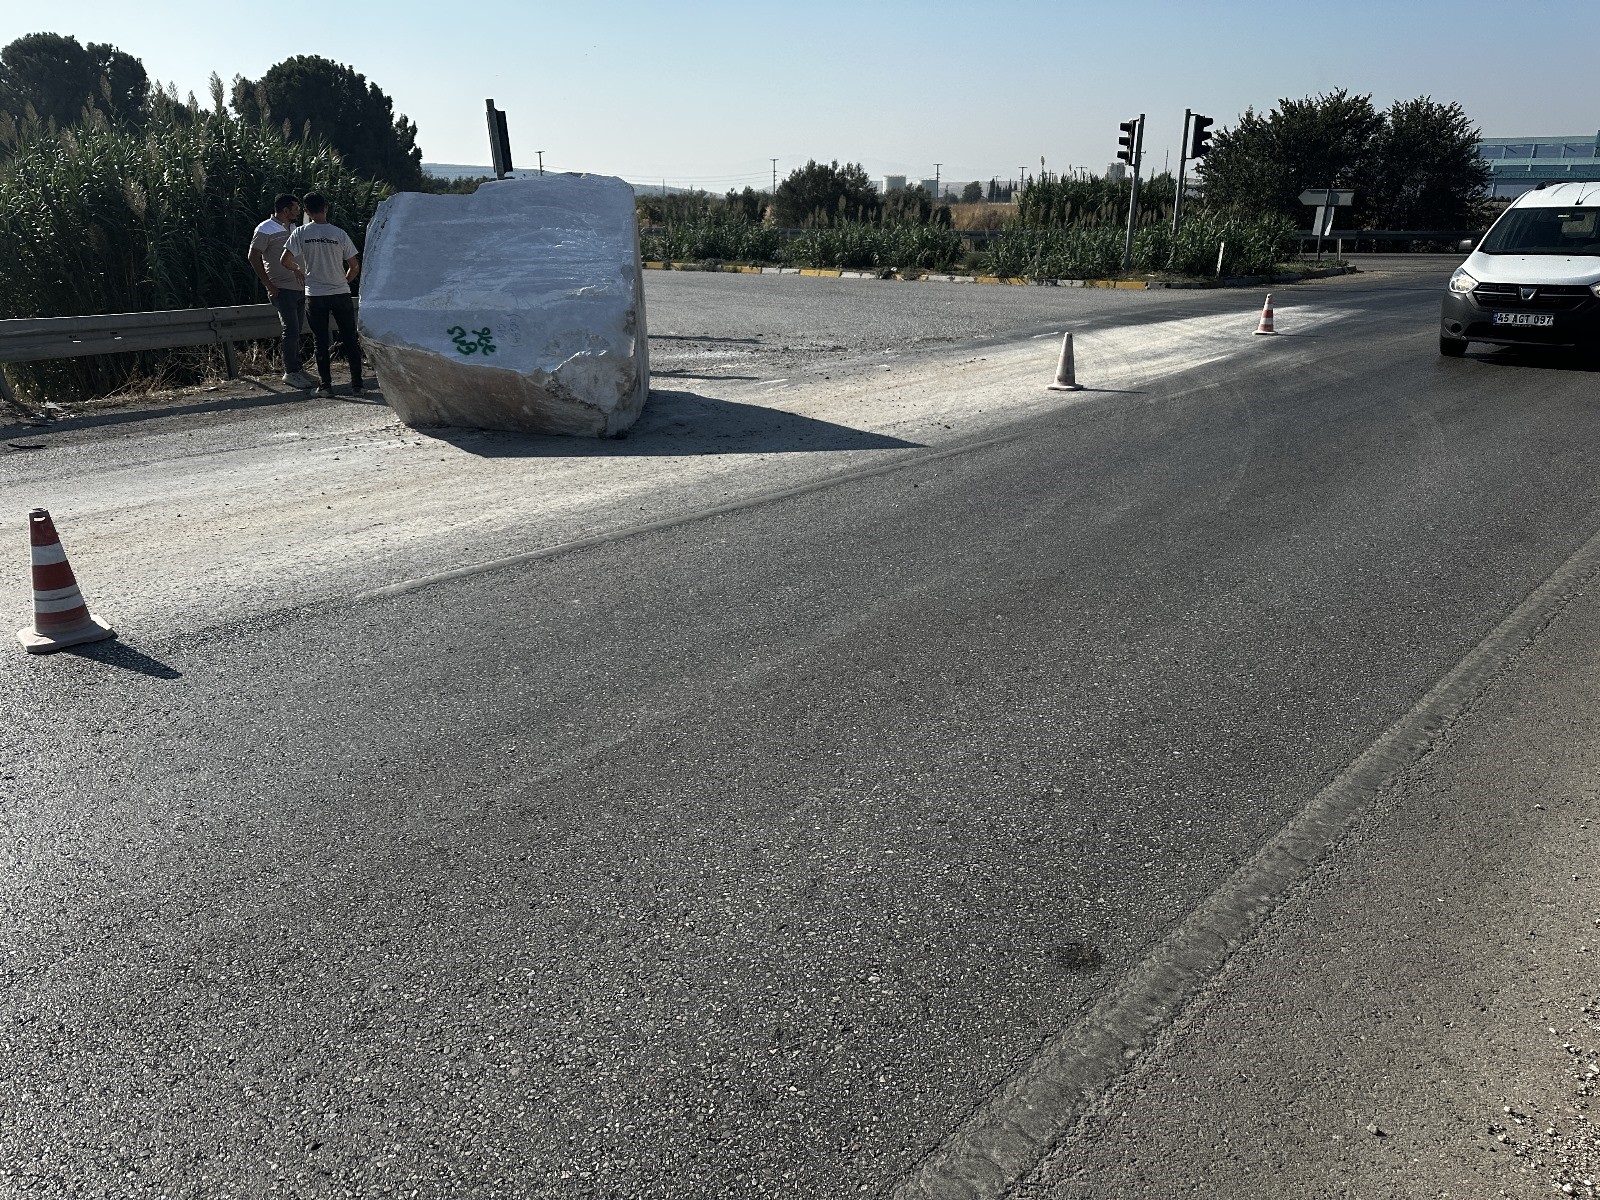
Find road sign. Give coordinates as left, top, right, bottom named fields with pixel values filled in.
left=1312, top=205, right=1336, bottom=236
left=1299, top=189, right=1354, bottom=207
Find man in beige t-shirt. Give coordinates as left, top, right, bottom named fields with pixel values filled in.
left=281, top=192, right=364, bottom=398
left=247, top=193, right=315, bottom=388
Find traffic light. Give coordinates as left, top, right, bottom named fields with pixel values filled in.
left=1189, top=114, right=1214, bottom=159
left=1116, top=119, right=1138, bottom=165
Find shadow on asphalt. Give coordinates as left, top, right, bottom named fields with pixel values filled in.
left=60, top=639, right=183, bottom=680
left=1469, top=347, right=1600, bottom=374
left=417, top=388, right=924, bottom=457
left=0, top=388, right=309, bottom=439
left=0, top=378, right=382, bottom=440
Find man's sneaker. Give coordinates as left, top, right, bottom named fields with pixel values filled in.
left=313, top=384, right=334, bottom=398
left=284, top=370, right=318, bottom=389
left=349, top=383, right=366, bottom=397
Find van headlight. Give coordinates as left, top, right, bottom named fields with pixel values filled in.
left=1449, top=268, right=1477, bottom=295
left=1591, top=281, right=1600, bottom=298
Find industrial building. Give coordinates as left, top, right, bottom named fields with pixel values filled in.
left=1478, top=135, right=1600, bottom=197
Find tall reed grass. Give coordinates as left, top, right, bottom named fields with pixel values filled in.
left=1012, top=172, right=1177, bottom=230
left=784, top=221, right=963, bottom=271
left=642, top=215, right=963, bottom=272
left=983, top=212, right=1294, bottom=280
left=0, top=105, right=387, bottom=399
left=643, top=214, right=781, bottom=264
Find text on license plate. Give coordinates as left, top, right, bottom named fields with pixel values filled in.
left=1493, top=312, right=1555, bottom=327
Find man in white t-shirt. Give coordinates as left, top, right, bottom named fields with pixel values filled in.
left=281, top=192, right=364, bottom=398
left=246, top=193, right=316, bottom=388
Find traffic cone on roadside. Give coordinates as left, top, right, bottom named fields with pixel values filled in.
left=1254, top=294, right=1277, bottom=335
left=1047, top=332, right=1083, bottom=391
left=17, top=508, right=114, bottom=654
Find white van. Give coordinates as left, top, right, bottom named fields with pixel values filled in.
left=1439, top=180, right=1600, bottom=356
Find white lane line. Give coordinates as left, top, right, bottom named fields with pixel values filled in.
left=892, top=518, right=1600, bottom=1200
left=756, top=379, right=789, bottom=387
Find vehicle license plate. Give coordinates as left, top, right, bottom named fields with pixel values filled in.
left=1492, top=312, right=1554, bottom=327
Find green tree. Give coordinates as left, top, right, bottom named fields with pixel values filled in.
left=1361, top=97, right=1489, bottom=229
left=1199, top=90, right=1381, bottom=222
left=0, top=32, right=148, bottom=127
left=880, top=184, right=933, bottom=224
left=960, top=180, right=984, bottom=203
left=773, top=160, right=879, bottom=226
left=724, top=185, right=768, bottom=222
left=232, top=55, right=422, bottom=190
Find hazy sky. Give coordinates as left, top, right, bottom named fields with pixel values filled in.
left=6, top=0, right=1596, bottom=187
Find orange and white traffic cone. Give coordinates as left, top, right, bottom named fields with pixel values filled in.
left=1254, top=293, right=1277, bottom=335
left=17, top=508, right=114, bottom=653
left=1047, top=331, right=1083, bottom=391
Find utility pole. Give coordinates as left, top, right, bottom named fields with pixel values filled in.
left=771, top=158, right=778, bottom=196
left=536, top=149, right=545, bottom=176
left=933, top=163, right=941, bottom=204
left=1119, top=114, right=1145, bottom=274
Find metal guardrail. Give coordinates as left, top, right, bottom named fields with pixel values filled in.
left=643, top=224, right=1010, bottom=247
left=644, top=226, right=1487, bottom=254
left=0, top=303, right=289, bottom=409
left=1293, top=229, right=1482, bottom=250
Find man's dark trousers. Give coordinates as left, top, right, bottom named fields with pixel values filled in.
left=308, top=293, right=363, bottom=388
left=271, top=289, right=306, bottom=375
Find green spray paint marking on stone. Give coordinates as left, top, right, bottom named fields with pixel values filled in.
left=448, top=326, right=497, bottom=356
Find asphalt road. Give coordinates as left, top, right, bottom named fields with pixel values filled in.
left=3, top=259, right=1598, bottom=1197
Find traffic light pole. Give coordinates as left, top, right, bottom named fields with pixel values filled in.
left=1121, top=114, right=1145, bottom=275
left=1172, top=109, right=1192, bottom=237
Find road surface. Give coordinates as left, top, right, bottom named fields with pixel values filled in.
left=1, top=260, right=1595, bottom=1198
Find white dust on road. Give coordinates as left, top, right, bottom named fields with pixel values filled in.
left=1, top=305, right=1349, bottom=640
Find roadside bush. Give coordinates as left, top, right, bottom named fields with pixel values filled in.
left=981, top=212, right=1294, bottom=280
left=1014, top=171, right=1176, bottom=230
left=0, top=104, right=387, bottom=399
left=1156, top=211, right=1296, bottom=276
left=981, top=226, right=1125, bottom=280
left=641, top=214, right=780, bottom=264
left=782, top=221, right=962, bottom=271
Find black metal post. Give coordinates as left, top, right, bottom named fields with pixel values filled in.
left=1122, top=114, right=1145, bottom=274
left=1172, top=109, right=1191, bottom=238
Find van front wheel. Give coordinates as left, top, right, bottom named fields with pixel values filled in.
left=1439, top=335, right=1468, bottom=358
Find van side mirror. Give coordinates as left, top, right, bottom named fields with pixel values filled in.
left=1457, top=238, right=1476, bottom=252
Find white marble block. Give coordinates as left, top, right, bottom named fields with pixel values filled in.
left=358, top=175, right=648, bottom=437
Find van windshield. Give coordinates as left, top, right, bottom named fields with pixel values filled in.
left=1479, top=207, right=1600, bottom=255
